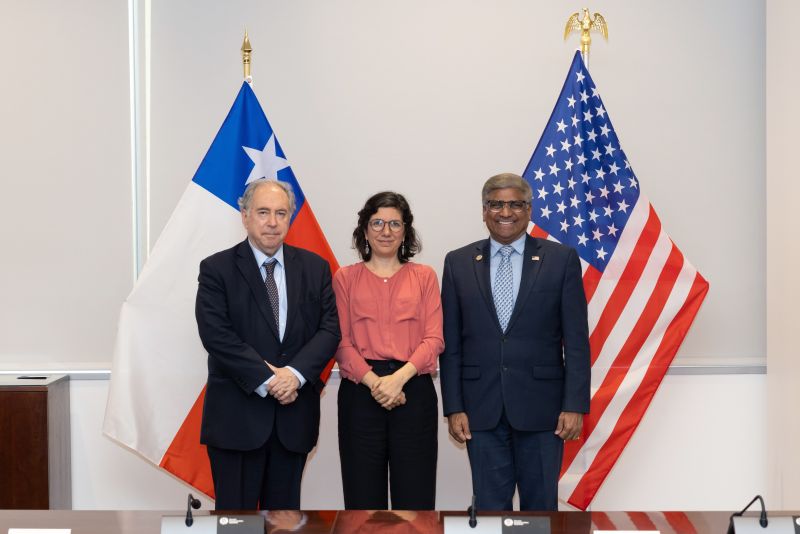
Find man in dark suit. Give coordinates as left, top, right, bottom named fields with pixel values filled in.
left=440, top=173, right=590, bottom=511
left=195, top=178, right=340, bottom=510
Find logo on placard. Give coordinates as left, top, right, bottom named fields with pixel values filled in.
left=219, top=516, right=245, bottom=526
left=504, top=518, right=514, bottom=527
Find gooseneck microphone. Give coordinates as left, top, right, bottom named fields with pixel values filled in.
left=727, top=494, right=768, bottom=534
left=467, top=494, right=478, bottom=528
left=185, top=493, right=202, bottom=527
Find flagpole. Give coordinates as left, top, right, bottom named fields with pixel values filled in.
left=242, top=30, right=252, bottom=83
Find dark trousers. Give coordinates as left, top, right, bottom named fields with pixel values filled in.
left=338, top=360, right=438, bottom=510
left=207, top=432, right=307, bottom=510
left=466, top=411, right=563, bottom=511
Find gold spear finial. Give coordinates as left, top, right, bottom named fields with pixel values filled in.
left=241, top=30, right=253, bottom=82
left=564, top=8, right=608, bottom=62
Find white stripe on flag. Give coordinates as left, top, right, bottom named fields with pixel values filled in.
left=586, top=195, right=650, bottom=328
left=103, top=183, right=242, bottom=463
left=590, top=228, right=674, bottom=383
left=559, top=256, right=697, bottom=500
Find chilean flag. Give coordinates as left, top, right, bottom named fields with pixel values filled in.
left=103, top=82, right=339, bottom=497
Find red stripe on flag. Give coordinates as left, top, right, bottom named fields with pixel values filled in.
left=160, top=386, right=215, bottom=498
left=286, top=201, right=340, bottom=271
left=566, top=272, right=709, bottom=510
left=582, top=265, right=603, bottom=303
left=530, top=225, right=549, bottom=239
left=627, top=512, right=658, bottom=530
left=589, top=206, right=661, bottom=365
left=285, top=201, right=340, bottom=384
left=663, top=512, right=699, bottom=534
left=590, top=512, right=617, bottom=531
left=562, top=243, right=684, bottom=473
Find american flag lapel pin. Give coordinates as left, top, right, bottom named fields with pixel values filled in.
left=475, top=254, right=483, bottom=261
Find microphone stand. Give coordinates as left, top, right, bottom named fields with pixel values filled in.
left=727, top=494, right=768, bottom=534
left=185, top=493, right=201, bottom=527
left=467, top=494, right=477, bottom=528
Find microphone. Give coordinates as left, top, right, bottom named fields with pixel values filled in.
left=185, top=493, right=201, bottom=527
left=467, top=495, right=477, bottom=528
left=727, top=494, right=768, bottom=534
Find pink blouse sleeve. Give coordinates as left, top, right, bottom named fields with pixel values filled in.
left=333, top=268, right=372, bottom=383
left=407, top=266, right=444, bottom=375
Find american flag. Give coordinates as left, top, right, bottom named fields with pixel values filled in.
left=522, top=51, right=709, bottom=510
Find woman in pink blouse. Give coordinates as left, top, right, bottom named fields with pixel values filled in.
left=333, top=191, right=444, bottom=510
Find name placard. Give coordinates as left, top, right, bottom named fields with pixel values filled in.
left=444, top=515, right=550, bottom=534
left=161, top=514, right=264, bottom=534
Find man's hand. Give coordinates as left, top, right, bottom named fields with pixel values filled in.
left=555, top=411, right=583, bottom=441
left=267, top=364, right=300, bottom=405
left=447, top=412, right=472, bottom=443
left=275, top=390, right=298, bottom=405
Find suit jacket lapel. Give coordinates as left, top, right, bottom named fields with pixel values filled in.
left=235, top=239, right=280, bottom=341
left=282, top=244, right=301, bottom=339
left=472, top=240, right=503, bottom=332
left=506, top=235, right=544, bottom=332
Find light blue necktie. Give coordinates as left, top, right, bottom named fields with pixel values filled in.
left=494, top=245, right=514, bottom=332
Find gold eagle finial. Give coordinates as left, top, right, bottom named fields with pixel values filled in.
left=564, top=8, right=608, bottom=61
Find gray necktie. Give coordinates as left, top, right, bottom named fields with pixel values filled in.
left=263, top=260, right=280, bottom=330
left=494, top=245, right=514, bottom=332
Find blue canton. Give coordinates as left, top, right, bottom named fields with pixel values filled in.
left=522, top=51, right=640, bottom=272
left=191, top=82, right=305, bottom=222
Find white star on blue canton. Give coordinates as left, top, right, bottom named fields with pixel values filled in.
left=243, top=134, right=291, bottom=184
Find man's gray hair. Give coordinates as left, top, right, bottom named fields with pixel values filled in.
left=238, top=179, right=296, bottom=213
left=481, top=173, right=533, bottom=203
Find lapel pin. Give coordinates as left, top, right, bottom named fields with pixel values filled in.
left=532, top=255, right=540, bottom=261
left=475, top=255, right=483, bottom=261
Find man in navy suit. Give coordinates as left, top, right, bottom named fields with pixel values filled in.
left=195, top=178, right=340, bottom=510
left=440, top=173, right=590, bottom=511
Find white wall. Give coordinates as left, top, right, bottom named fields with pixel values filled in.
left=0, top=0, right=133, bottom=369
left=766, top=0, right=800, bottom=510
left=73, top=374, right=766, bottom=511
left=147, top=0, right=764, bottom=367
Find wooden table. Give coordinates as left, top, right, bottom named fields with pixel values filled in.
left=0, top=509, right=745, bottom=533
